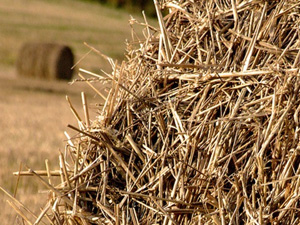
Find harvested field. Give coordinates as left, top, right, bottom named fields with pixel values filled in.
left=0, top=75, right=107, bottom=224
left=4, top=0, right=300, bottom=224
left=0, top=0, right=149, bottom=75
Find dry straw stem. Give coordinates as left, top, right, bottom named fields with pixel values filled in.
left=0, top=187, right=39, bottom=223
left=8, top=0, right=300, bottom=224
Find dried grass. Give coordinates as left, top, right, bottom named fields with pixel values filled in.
left=4, top=0, right=300, bottom=224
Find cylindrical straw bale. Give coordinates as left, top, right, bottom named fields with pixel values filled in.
left=16, top=42, right=74, bottom=80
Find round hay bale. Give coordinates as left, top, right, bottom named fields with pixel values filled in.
left=16, top=42, right=74, bottom=80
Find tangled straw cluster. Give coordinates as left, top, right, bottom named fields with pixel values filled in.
left=9, top=0, right=300, bottom=224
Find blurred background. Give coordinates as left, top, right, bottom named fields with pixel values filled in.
left=0, top=0, right=155, bottom=223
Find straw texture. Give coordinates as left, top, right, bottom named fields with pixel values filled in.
left=6, top=0, right=300, bottom=224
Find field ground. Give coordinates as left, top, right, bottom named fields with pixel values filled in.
left=0, top=0, right=153, bottom=73
left=0, top=0, right=156, bottom=223
left=0, top=75, right=104, bottom=223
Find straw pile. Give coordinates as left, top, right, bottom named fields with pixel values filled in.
left=16, top=42, right=74, bottom=80
left=7, top=0, right=300, bottom=224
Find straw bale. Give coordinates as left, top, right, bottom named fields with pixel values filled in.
left=16, top=42, right=74, bottom=80
left=6, top=0, right=300, bottom=224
